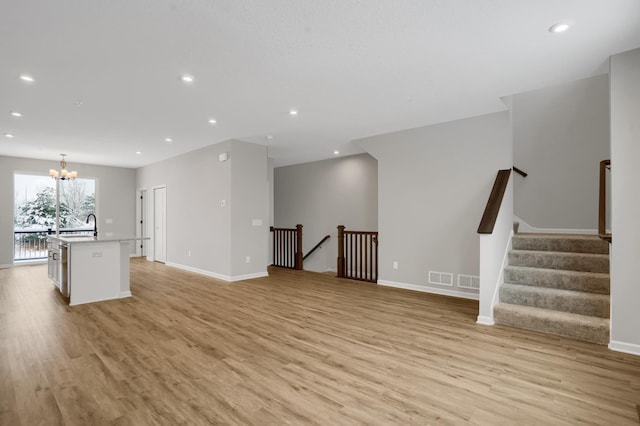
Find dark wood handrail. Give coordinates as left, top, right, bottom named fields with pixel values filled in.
left=478, top=169, right=512, bottom=234
left=598, top=160, right=611, bottom=243
left=303, top=235, right=330, bottom=261
left=513, top=166, right=528, bottom=178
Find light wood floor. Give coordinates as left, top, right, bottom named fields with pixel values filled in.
left=1, top=259, right=639, bottom=425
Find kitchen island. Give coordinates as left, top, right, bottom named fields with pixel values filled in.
left=47, top=234, right=148, bottom=306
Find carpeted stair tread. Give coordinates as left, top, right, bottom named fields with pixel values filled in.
left=500, top=283, right=609, bottom=318
left=504, top=266, right=609, bottom=294
left=509, top=250, right=609, bottom=273
left=512, top=233, right=609, bottom=254
left=494, top=303, right=609, bottom=345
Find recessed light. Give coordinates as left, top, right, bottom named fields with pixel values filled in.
left=10, top=111, right=22, bottom=117
left=289, top=109, right=298, bottom=116
left=19, top=74, right=34, bottom=83
left=333, top=150, right=340, bottom=155
left=181, top=74, right=194, bottom=83
left=165, top=137, right=173, bottom=143
left=135, top=151, right=142, bottom=155
left=4, top=133, right=15, bottom=138
left=549, top=23, right=570, bottom=33
left=208, top=118, right=217, bottom=125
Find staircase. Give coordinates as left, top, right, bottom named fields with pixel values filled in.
left=494, top=233, right=610, bottom=344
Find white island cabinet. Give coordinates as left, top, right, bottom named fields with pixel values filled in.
left=47, top=234, right=147, bottom=306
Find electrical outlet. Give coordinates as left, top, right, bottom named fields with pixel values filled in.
left=393, top=261, right=398, bottom=270
left=245, top=256, right=251, bottom=263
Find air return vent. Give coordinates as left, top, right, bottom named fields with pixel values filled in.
left=458, top=274, right=480, bottom=290
left=428, top=271, right=453, bottom=286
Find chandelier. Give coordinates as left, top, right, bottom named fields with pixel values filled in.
left=49, top=154, right=78, bottom=180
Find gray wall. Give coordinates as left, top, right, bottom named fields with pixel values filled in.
left=136, top=139, right=270, bottom=279
left=512, top=75, right=610, bottom=230
left=0, top=155, right=136, bottom=267
left=274, top=154, right=378, bottom=272
left=230, top=141, right=270, bottom=276
left=610, top=48, right=640, bottom=353
left=357, top=111, right=511, bottom=296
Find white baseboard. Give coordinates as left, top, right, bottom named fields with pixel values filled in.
left=166, top=262, right=268, bottom=282
left=378, top=280, right=479, bottom=300
left=229, top=271, right=269, bottom=282
left=476, top=315, right=495, bottom=326
left=119, top=291, right=132, bottom=298
left=609, top=340, right=640, bottom=356
left=0, top=263, right=14, bottom=269
left=514, top=215, right=597, bottom=235
left=167, top=262, right=232, bottom=281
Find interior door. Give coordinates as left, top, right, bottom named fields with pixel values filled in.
left=153, top=187, right=166, bottom=263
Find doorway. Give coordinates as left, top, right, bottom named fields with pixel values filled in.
left=153, top=186, right=166, bottom=263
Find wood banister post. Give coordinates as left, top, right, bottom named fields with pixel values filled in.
left=337, top=225, right=345, bottom=278
left=269, top=226, right=275, bottom=266
left=295, top=224, right=303, bottom=270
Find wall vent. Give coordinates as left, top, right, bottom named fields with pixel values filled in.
left=458, top=274, right=480, bottom=290
left=428, top=271, right=453, bottom=286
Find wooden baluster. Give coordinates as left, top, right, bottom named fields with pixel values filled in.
left=358, top=233, right=361, bottom=280
left=337, top=225, right=345, bottom=278
left=374, top=235, right=378, bottom=282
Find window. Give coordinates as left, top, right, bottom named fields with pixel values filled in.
left=13, top=173, right=96, bottom=260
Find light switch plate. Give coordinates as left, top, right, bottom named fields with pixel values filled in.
left=252, top=219, right=262, bottom=226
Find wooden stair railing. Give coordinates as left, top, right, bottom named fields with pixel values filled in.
left=513, top=166, right=528, bottom=178
left=303, top=235, right=330, bottom=261
left=337, top=225, right=378, bottom=283
left=478, top=169, right=512, bottom=234
left=270, top=224, right=303, bottom=270
left=598, top=160, right=612, bottom=243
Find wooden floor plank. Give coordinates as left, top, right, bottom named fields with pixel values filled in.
left=1, top=260, right=639, bottom=425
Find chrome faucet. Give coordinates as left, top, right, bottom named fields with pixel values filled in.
left=86, top=213, right=98, bottom=237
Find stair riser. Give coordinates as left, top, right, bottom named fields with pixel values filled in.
left=500, top=286, right=610, bottom=318
left=494, top=306, right=609, bottom=345
left=512, top=237, right=609, bottom=254
left=504, top=267, right=610, bottom=294
left=509, top=252, right=609, bottom=273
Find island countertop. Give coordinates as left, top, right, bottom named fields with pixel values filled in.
left=48, top=234, right=149, bottom=244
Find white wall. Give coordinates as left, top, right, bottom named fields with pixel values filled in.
left=609, top=48, right=640, bottom=355
left=357, top=111, right=511, bottom=298
left=0, top=155, right=136, bottom=267
left=136, top=139, right=270, bottom=280
left=274, top=154, right=378, bottom=272
left=512, top=75, right=610, bottom=230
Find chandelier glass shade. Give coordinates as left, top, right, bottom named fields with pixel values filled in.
left=50, top=154, right=77, bottom=180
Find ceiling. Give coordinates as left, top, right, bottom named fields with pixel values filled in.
left=1, top=1, right=640, bottom=169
